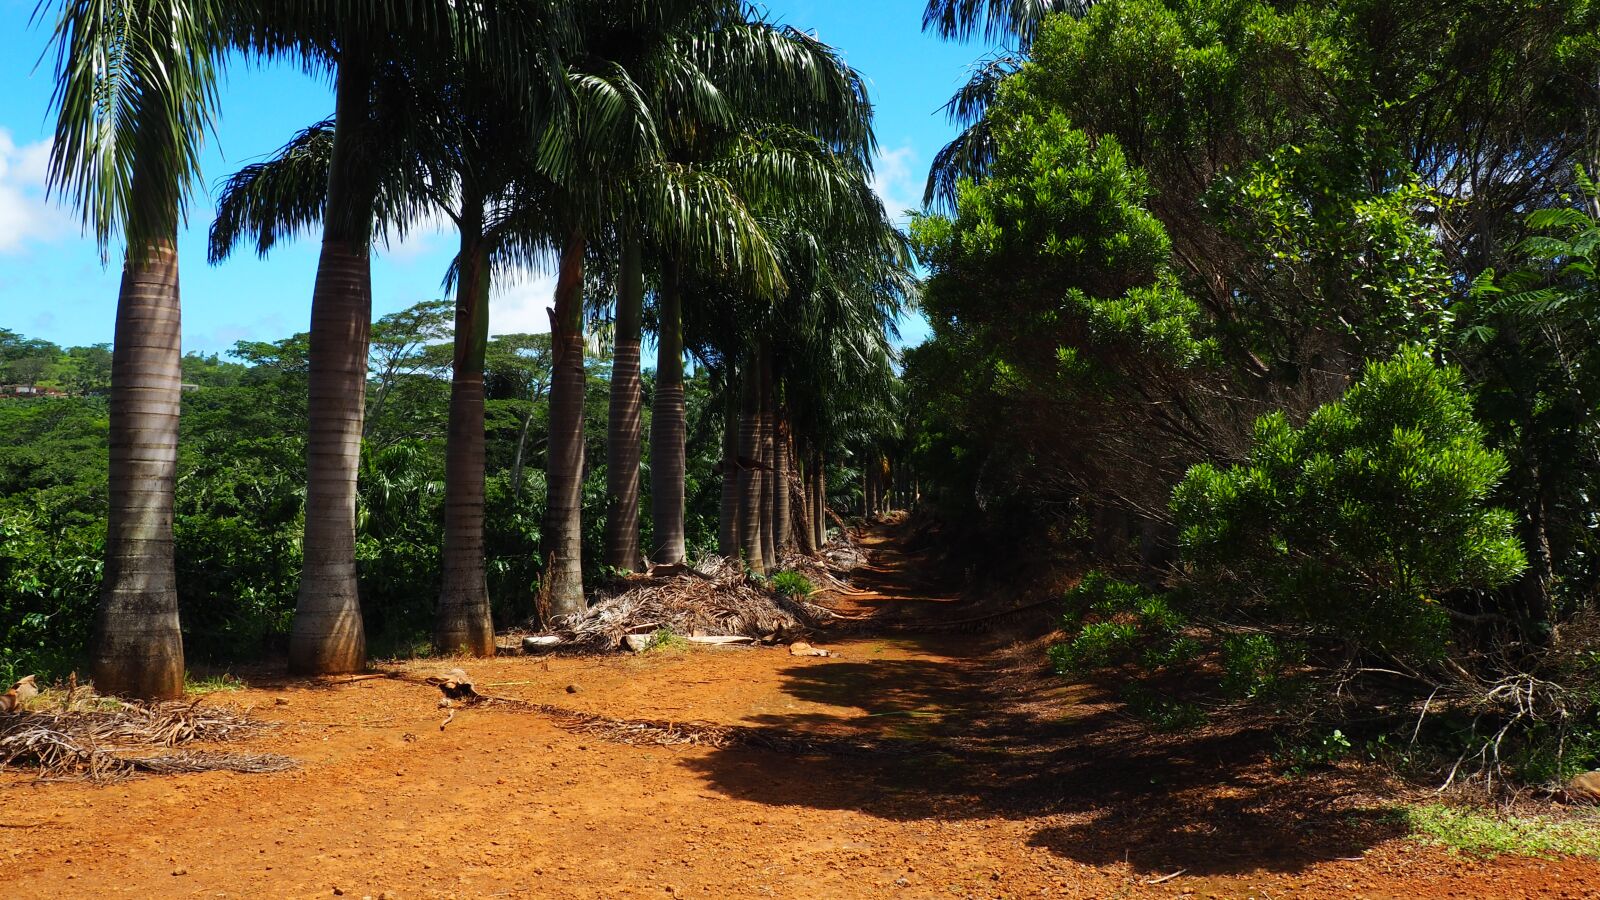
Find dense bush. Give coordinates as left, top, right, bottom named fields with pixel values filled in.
left=1174, top=347, right=1527, bottom=661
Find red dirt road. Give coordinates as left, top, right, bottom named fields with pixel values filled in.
left=5, top=529, right=1600, bottom=898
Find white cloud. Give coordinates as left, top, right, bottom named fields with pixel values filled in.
left=375, top=206, right=454, bottom=263
left=490, top=269, right=559, bottom=335
left=871, top=143, right=924, bottom=227
left=0, top=130, right=72, bottom=254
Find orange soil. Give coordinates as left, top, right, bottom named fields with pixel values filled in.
left=5, top=527, right=1600, bottom=899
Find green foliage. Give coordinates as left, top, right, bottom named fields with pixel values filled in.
left=1048, top=573, right=1193, bottom=674
left=1219, top=633, right=1299, bottom=701
left=1278, top=729, right=1353, bottom=776
left=0, top=303, right=743, bottom=677
left=1174, top=347, right=1526, bottom=660
left=770, top=570, right=815, bottom=599
left=912, top=109, right=1211, bottom=373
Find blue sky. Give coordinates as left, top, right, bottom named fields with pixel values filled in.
left=0, top=1, right=985, bottom=355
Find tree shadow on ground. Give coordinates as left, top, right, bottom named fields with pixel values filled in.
left=680, top=641, right=1406, bottom=877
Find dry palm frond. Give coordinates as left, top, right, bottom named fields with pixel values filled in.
left=0, top=692, right=292, bottom=782
left=558, top=557, right=821, bottom=649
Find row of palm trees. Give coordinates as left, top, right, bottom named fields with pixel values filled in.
left=44, top=0, right=915, bottom=698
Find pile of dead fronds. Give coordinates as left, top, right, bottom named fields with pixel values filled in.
left=557, top=557, right=827, bottom=650
left=776, top=548, right=855, bottom=597
left=820, top=534, right=868, bottom=571
left=0, top=686, right=294, bottom=782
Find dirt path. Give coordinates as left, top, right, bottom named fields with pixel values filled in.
left=5, top=525, right=1600, bottom=898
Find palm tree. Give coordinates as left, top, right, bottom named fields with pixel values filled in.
left=650, top=17, right=881, bottom=570
left=604, top=237, right=647, bottom=571
left=45, top=0, right=225, bottom=699
left=217, top=3, right=571, bottom=665
left=211, top=55, right=557, bottom=659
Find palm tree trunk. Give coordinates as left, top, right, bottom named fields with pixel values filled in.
left=759, top=354, right=777, bottom=568
left=770, top=405, right=791, bottom=559
left=543, top=227, right=588, bottom=621
left=604, top=235, right=645, bottom=571
left=649, top=266, right=687, bottom=566
left=863, top=461, right=874, bottom=520
left=794, top=436, right=817, bottom=556
left=718, top=365, right=741, bottom=558
left=93, top=225, right=184, bottom=700
left=812, top=445, right=827, bottom=549
left=291, top=51, right=376, bottom=675
left=435, top=196, right=495, bottom=656
left=737, top=349, right=765, bottom=573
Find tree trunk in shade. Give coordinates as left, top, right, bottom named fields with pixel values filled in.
left=543, top=227, right=588, bottom=621
left=291, top=51, right=376, bottom=675
left=604, top=236, right=646, bottom=572
left=649, top=266, right=687, bottom=566
left=813, top=446, right=827, bottom=549
left=794, top=436, right=817, bottom=555
left=758, top=354, right=777, bottom=569
left=718, top=365, right=741, bottom=558
left=737, top=349, right=765, bottom=573
left=770, top=408, right=791, bottom=559
left=93, top=224, right=185, bottom=700
left=435, top=195, right=495, bottom=657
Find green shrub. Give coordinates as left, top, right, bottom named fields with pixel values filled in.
left=1219, top=633, right=1301, bottom=700
left=1174, top=346, right=1526, bottom=662
left=770, top=570, right=815, bottom=599
left=1049, top=573, right=1193, bottom=674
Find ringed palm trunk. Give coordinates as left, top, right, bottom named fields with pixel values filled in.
left=717, top=366, right=741, bottom=558
left=543, top=227, right=588, bottom=621
left=736, top=349, right=765, bottom=573
left=435, top=196, right=495, bottom=656
left=649, top=267, right=687, bottom=566
left=770, top=406, right=790, bottom=559
left=812, top=445, right=826, bottom=550
left=291, top=51, right=377, bottom=675
left=758, top=355, right=776, bottom=568
left=93, top=201, right=184, bottom=700
left=604, top=235, right=645, bottom=572
left=794, top=436, right=817, bottom=556
left=808, top=445, right=820, bottom=548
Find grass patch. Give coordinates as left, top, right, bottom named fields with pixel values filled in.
left=186, top=672, right=246, bottom=694
left=1402, top=804, right=1600, bottom=858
